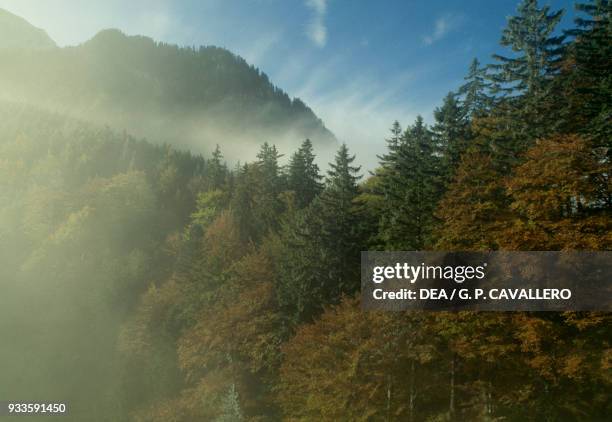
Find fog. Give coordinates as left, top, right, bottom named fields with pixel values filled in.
left=0, top=32, right=338, bottom=416
left=0, top=9, right=350, bottom=420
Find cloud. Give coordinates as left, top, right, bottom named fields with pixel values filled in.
left=287, top=55, right=422, bottom=172
left=239, top=30, right=283, bottom=66
left=422, top=14, right=461, bottom=46
left=305, top=0, right=328, bottom=47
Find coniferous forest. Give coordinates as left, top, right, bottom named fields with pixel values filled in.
left=0, top=1, right=610, bottom=421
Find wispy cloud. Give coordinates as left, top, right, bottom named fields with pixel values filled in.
left=287, top=55, right=422, bottom=171
left=305, top=0, right=328, bottom=48
left=422, top=14, right=461, bottom=46
left=239, top=30, right=283, bottom=66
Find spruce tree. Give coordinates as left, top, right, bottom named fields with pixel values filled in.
left=376, top=120, right=403, bottom=171
left=256, top=142, right=284, bottom=194
left=215, top=384, right=244, bottom=422
left=571, top=0, right=611, bottom=35
left=489, top=0, right=566, bottom=98
left=432, top=92, right=471, bottom=183
left=377, top=116, right=442, bottom=249
left=249, top=143, right=286, bottom=237
left=458, top=58, right=492, bottom=117
left=323, top=143, right=361, bottom=204
left=319, top=143, right=364, bottom=292
left=276, top=144, right=363, bottom=326
left=287, top=139, right=323, bottom=208
left=565, top=0, right=612, bottom=149
left=208, top=144, right=228, bottom=190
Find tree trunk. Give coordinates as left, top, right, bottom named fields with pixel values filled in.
left=386, top=374, right=392, bottom=422
left=449, top=353, right=456, bottom=419
left=409, top=360, right=416, bottom=422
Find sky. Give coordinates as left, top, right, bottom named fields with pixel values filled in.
left=0, top=0, right=577, bottom=170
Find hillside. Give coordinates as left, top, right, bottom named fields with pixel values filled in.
left=0, top=8, right=56, bottom=50
left=0, top=10, right=336, bottom=158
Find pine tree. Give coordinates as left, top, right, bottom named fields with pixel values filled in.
left=215, top=384, right=244, bottom=422
left=458, top=58, right=492, bottom=117
left=376, top=121, right=403, bottom=173
left=319, top=143, right=364, bottom=293
left=562, top=0, right=612, bottom=149
left=244, top=142, right=286, bottom=238
left=287, top=139, right=323, bottom=208
left=276, top=144, right=363, bottom=326
left=571, top=0, right=611, bottom=35
left=432, top=92, right=471, bottom=183
left=256, top=142, right=284, bottom=194
left=489, top=0, right=566, bottom=98
left=323, top=143, right=361, bottom=206
left=208, top=144, right=228, bottom=190
left=377, top=116, right=442, bottom=249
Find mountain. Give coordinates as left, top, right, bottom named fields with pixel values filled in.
left=0, top=8, right=56, bottom=50
left=0, top=10, right=336, bottom=158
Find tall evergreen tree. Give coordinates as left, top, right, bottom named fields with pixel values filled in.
left=432, top=92, right=471, bottom=183
left=287, top=139, right=323, bottom=208
left=256, top=142, right=284, bottom=194
left=562, top=0, right=612, bottom=149
left=376, top=121, right=403, bottom=172
left=215, top=384, right=244, bottom=422
left=489, top=0, right=566, bottom=98
left=323, top=143, right=362, bottom=203
left=571, top=0, right=611, bottom=35
left=377, top=116, right=442, bottom=249
left=245, top=143, right=286, bottom=237
left=458, top=58, right=492, bottom=117
left=208, top=144, right=228, bottom=190
left=276, top=144, right=363, bottom=326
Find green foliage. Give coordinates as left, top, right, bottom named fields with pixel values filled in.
left=189, top=189, right=229, bottom=233
left=287, top=138, right=323, bottom=208
left=275, top=144, right=365, bottom=327
left=375, top=117, right=444, bottom=249
left=229, top=143, right=288, bottom=242
left=556, top=0, right=612, bottom=149
left=458, top=58, right=493, bottom=117
left=432, top=92, right=471, bottom=182
left=489, top=0, right=566, bottom=97
left=1, top=1, right=611, bottom=420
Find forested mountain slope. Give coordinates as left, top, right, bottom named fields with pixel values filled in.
left=0, top=10, right=336, bottom=158
left=0, top=101, right=217, bottom=420
left=0, top=1, right=610, bottom=421
left=0, top=8, right=56, bottom=50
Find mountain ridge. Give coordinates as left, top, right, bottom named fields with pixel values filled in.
left=0, top=8, right=56, bottom=50
left=0, top=10, right=336, bottom=158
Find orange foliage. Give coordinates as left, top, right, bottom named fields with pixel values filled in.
left=502, top=134, right=611, bottom=250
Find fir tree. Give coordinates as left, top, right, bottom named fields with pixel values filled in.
left=287, top=139, right=323, bottom=208
left=377, top=116, right=442, bottom=249
left=489, top=0, right=566, bottom=98
left=564, top=0, right=612, bottom=149
left=249, top=142, right=286, bottom=237
left=276, top=144, right=363, bottom=326
left=432, top=92, right=471, bottom=183
left=215, top=384, right=244, bottom=422
left=323, top=143, right=362, bottom=204
left=376, top=120, right=403, bottom=171
left=256, top=142, right=284, bottom=194
left=208, top=144, right=228, bottom=190
left=458, top=58, right=492, bottom=117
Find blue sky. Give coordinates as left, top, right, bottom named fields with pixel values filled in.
left=0, top=0, right=577, bottom=169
